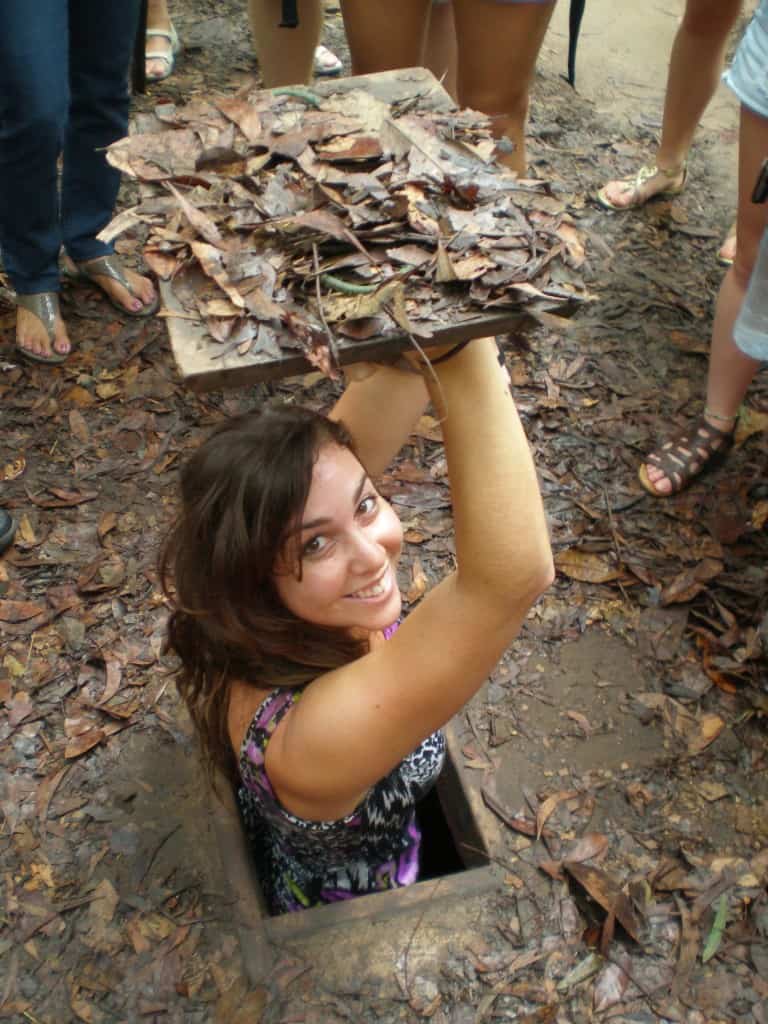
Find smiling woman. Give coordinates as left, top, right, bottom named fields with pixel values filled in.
left=161, top=340, right=553, bottom=914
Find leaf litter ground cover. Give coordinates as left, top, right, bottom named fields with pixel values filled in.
left=0, top=2, right=767, bottom=1021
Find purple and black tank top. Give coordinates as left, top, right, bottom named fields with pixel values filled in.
left=236, top=623, right=446, bottom=915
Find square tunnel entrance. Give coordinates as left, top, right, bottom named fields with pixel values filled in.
left=210, top=719, right=502, bottom=983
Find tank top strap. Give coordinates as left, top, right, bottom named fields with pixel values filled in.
left=240, top=687, right=304, bottom=774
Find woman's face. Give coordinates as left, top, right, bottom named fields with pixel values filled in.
left=273, top=444, right=403, bottom=633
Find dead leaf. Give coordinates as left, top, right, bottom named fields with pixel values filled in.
left=555, top=549, right=624, bottom=584
left=97, top=659, right=123, bottom=706
left=215, top=93, right=264, bottom=144
left=77, top=555, right=126, bottom=594
left=36, top=765, right=71, bottom=828
left=563, top=862, right=641, bottom=942
left=751, top=500, right=768, bottom=529
left=64, top=727, right=106, bottom=760
left=17, top=515, right=36, bottom=544
left=406, top=558, right=428, bottom=604
left=27, top=486, right=98, bottom=509
left=536, top=790, right=577, bottom=839
left=660, top=558, right=724, bottom=606
left=1, top=456, right=26, bottom=481
left=215, top=978, right=268, bottom=1024
left=565, top=710, right=592, bottom=736
left=564, top=832, right=609, bottom=864
left=7, top=691, right=33, bottom=727
left=734, top=406, right=768, bottom=447
left=315, top=135, right=383, bottom=162
left=97, top=512, right=118, bottom=544
left=593, top=961, right=629, bottom=1012
left=669, top=330, right=709, bottom=355
left=435, top=241, right=457, bottom=283
left=0, top=599, right=47, bottom=623
left=68, top=410, right=90, bottom=445
left=555, top=221, right=585, bottom=267
left=687, top=712, right=725, bottom=756
left=167, top=182, right=225, bottom=247
left=698, top=781, right=728, bottom=802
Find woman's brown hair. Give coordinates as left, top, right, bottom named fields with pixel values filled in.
left=160, top=405, right=367, bottom=786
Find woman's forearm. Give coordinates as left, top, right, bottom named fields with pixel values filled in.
left=330, top=365, right=429, bottom=478
left=427, top=337, right=553, bottom=601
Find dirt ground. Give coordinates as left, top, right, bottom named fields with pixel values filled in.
left=1, top=1, right=767, bottom=1022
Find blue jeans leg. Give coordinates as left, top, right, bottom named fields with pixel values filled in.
left=0, top=1, right=69, bottom=295
left=62, top=0, right=141, bottom=263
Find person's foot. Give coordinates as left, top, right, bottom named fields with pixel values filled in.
left=639, top=412, right=735, bottom=497
left=64, top=255, right=157, bottom=315
left=146, top=21, right=179, bottom=82
left=16, top=298, right=71, bottom=361
left=85, top=266, right=156, bottom=314
left=717, top=223, right=737, bottom=267
left=597, top=162, right=687, bottom=210
left=313, top=44, right=343, bottom=77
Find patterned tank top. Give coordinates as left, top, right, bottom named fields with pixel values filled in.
left=236, top=625, right=446, bottom=915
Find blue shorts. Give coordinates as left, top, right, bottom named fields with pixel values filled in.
left=724, top=0, right=768, bottom=119
left=734, top=229, right=768, bottom=361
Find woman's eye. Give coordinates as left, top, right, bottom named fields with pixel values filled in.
left=358, top=495, right=377, bottom=516
left=302, top=535, right=327, bottom=557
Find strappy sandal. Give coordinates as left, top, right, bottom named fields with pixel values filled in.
left=14, top=293, right=69, bottom=365
left=146, top=23, right=180, bottom=83
left=313, top=44, right=343, bottom=77
left=64, top=255, right=159, bottom=317
left=638, top=415, right=735, bottom=497
left=596, top=161, right=687, bottom=211
left=717, top=223, right=737, bottom=267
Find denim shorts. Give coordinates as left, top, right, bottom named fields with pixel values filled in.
left=724, top=0, right=768, bottom=119
left=734, top=229, right=768, bottom=361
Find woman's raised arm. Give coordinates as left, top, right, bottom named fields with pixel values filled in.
left=269, top=337, right=554, bottom=820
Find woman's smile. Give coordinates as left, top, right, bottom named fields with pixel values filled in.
left=345, top=563, right=395, bottom=601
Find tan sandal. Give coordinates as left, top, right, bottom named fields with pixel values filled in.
left=15, top=293, right=69, bottom=365
left=145, top=23, right=180, bottom=83
left=64, top=255, right=159, bottom=317
left=638, top=415, right=734, bottom=497
left=596, top=161, right=687, bottom=211
left=717, top=223, right=737, bottom=267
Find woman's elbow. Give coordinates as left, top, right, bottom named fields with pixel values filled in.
left=525, top=555, right=555, bottom=603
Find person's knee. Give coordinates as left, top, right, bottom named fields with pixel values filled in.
left=680, top=0, right=741, bottom=42
left=460, top=81, right=528, bottom=125
left=0, top=85, right=67, bottom=146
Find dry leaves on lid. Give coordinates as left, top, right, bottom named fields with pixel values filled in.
left=102, top=80, right=587, bottom=377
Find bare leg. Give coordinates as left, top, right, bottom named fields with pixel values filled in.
left=340, top=0, right=431, bottom=75
left=601, top=0, right=742, bottom=208
left=642, top=104, right=767, bottom=496
left=452, top=0, right=555, bottom=177
left=657, top=0, right=743, bottom=169
left=424, top=2, right=458, bottom=100
left=248, top=0, right=322, bottom=87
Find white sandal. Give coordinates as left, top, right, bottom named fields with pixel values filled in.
left=313, top=44, right=342, bottom=77
left=145, top=23, right=181, bottom=83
